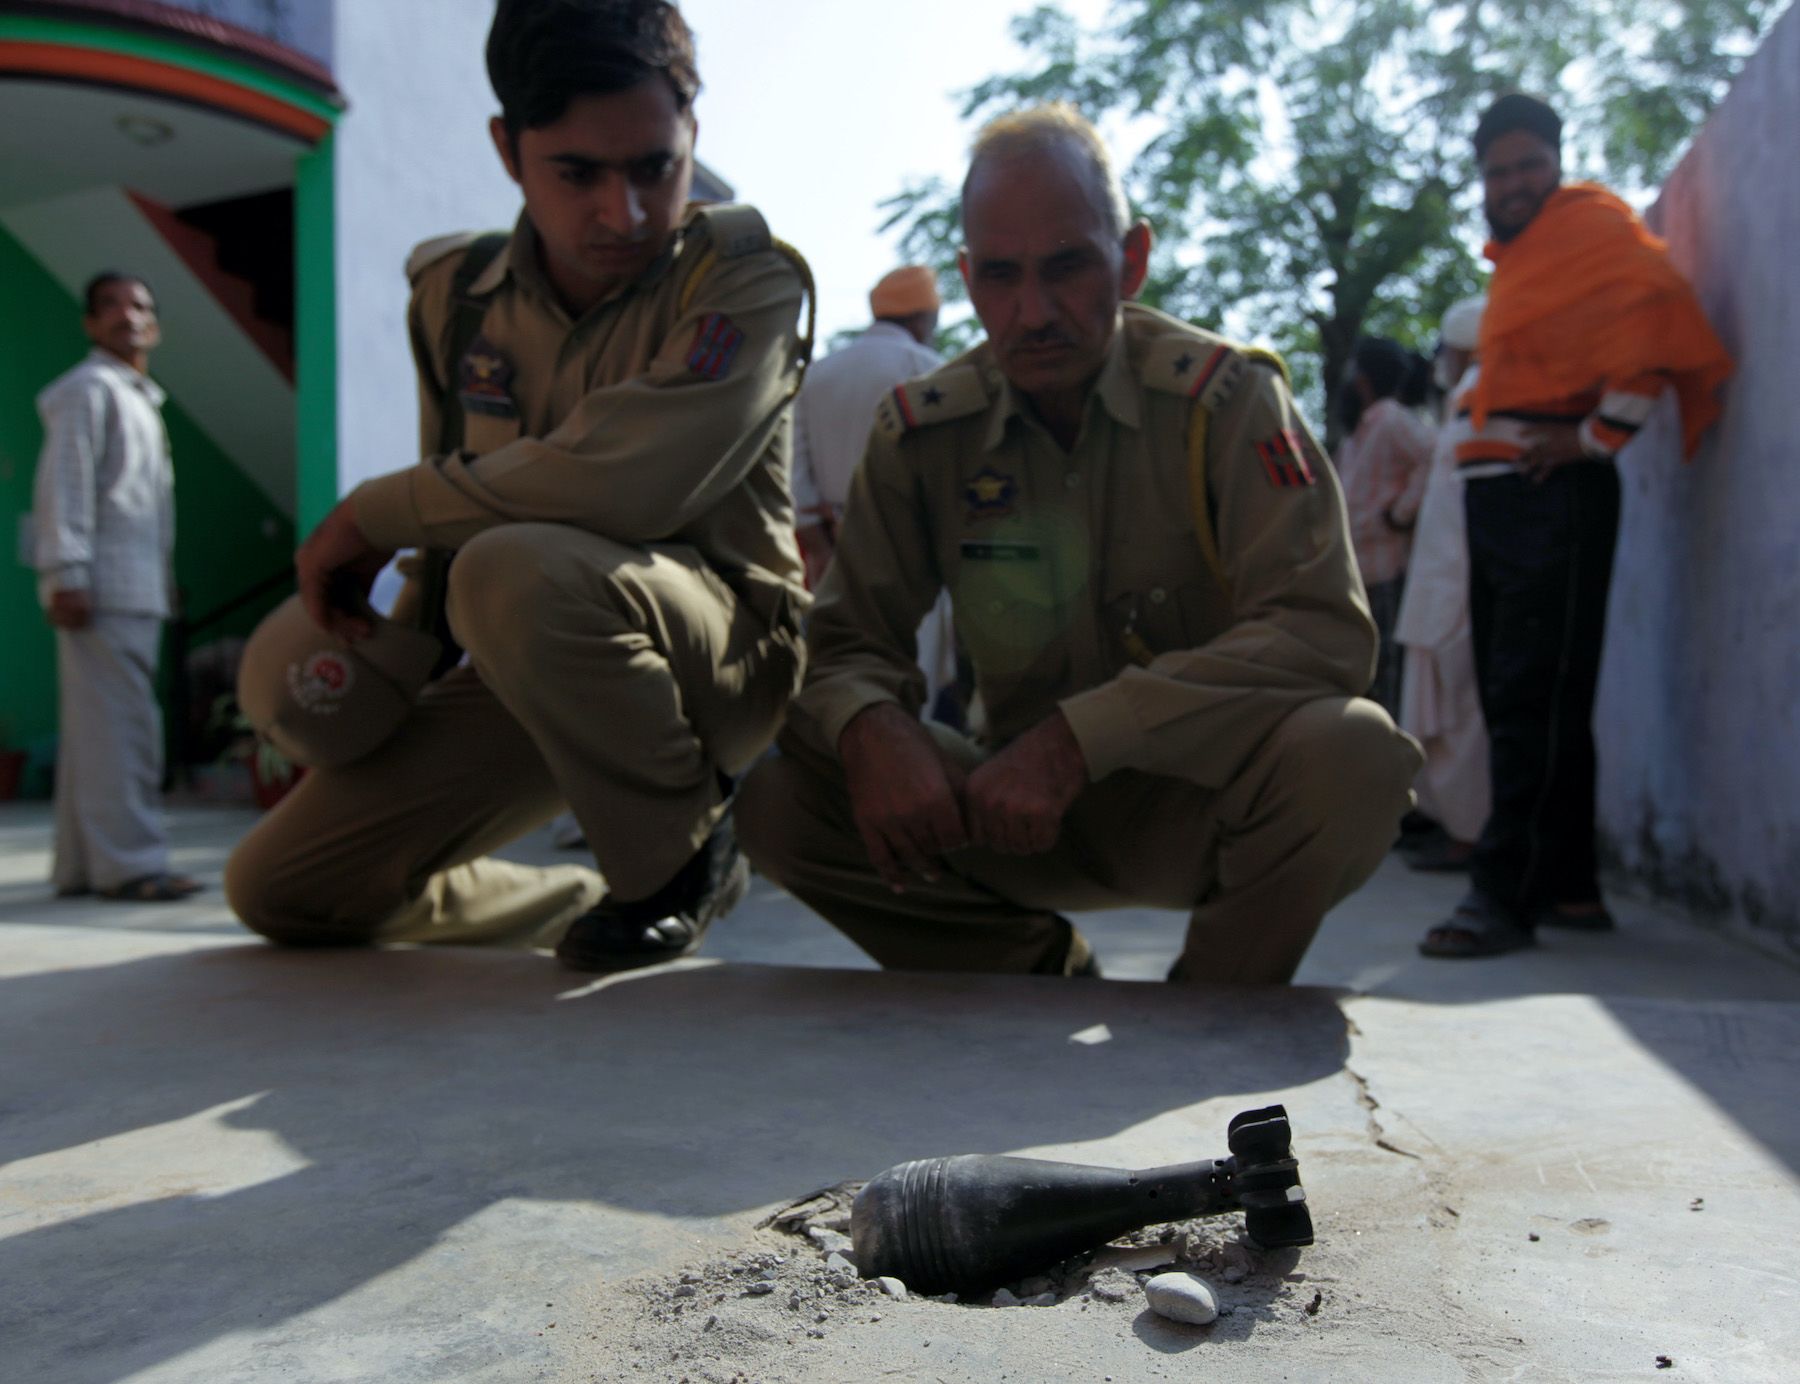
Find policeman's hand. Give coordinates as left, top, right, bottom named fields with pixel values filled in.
left=1516, top=422, right=1587, bottom=484
left=838, top=702, right=969, bottom=892
left=295, top=500, right=394, bottom=641
left=46, top=588, right=94, bottom=631
left=964, top=710, right=1088, bottom=856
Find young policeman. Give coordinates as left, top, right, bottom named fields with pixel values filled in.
left=227, top=0, right=811, bottom=968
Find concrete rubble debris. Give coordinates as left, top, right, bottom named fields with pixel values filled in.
left=1145, top=1271, right=1220, bottom=1326
left=876, top=1276, right=907, bottom=1300
left=806, top=1226, right=854, bottom=1256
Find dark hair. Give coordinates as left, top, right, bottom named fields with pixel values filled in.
left=486, top=0, right=699, bottom=144
left=1351, top=335, right=1412, bottom=401
left=1473, top=92, right=1562, bottom=160
left=83, top=271, right=154, bottom=316
left=1398, top=350, right=1432, bottom=409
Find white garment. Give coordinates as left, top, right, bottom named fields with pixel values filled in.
left=1395, top=370, right=1490, bottom=843
left=793, top=322, right=956, bottom=702
left=32, top=349, right=175, bottom=617
left=52, top=614, right=170, bottom=892
left=792, top=322, right=942, bottom=515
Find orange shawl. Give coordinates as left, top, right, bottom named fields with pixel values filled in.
left=1472, top=183, right=1734, bottom=459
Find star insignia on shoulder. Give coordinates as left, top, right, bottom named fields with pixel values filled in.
left=923, top=386, right=944, bottom=406
left=1173, top=352, right=1194, bottom=376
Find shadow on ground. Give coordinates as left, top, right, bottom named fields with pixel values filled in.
left=0, top=943, right=1346, bottom=1382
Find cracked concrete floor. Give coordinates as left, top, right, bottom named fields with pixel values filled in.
left=2, top=801, right=1797, bottom=1382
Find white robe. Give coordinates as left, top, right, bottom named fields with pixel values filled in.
left=1394, top=372, right=1491, bottom=843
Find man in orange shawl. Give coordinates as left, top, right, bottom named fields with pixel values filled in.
left=1420, top=93, right=1734, bottom=959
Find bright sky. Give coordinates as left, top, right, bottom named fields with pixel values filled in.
left=680, top=0, right=1111, bottom=344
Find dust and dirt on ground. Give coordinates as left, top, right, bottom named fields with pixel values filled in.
left=578, top=1182, right=1322, bottom=1383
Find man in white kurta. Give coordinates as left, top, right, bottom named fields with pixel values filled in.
left=31, top=273, right=197, bottom=901
left=792, top=267, right=959, bottom=711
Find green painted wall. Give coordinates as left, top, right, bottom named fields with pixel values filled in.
left=0, top=223, right=294, bottom=787
left=295, top=131, right=338, bottom=532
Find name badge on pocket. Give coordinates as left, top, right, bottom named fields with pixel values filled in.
left=961, top=541, right=1042, bottom=562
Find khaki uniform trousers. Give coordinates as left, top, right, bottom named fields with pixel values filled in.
left=226, top=524, right=800, bottom=947
left=738, top=696, right=1421, bottom=984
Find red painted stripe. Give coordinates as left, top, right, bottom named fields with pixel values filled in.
left=892, top=385, right=919, bottom=429
left=0, top=41, right=330, bottom=142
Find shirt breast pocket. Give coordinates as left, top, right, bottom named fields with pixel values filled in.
left=950, top=537, right=1061, bottom=681
left=1101, top=513, right=1225, bottom=660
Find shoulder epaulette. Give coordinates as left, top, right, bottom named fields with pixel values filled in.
left=406, top=231, right=486, bottom=284
left=688, top=202, right=772, bottom=259
left=1142, top=331, right=1252, bottom=413
left=873, top=363, right=991, bottom=439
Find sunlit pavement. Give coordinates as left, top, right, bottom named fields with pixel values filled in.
left=3, top=800, right=1797, bottom=1382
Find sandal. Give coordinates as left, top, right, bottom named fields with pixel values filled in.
left=1418, top=891, right=1535, bottom=958
left=100, top=873, right=203, bottom=903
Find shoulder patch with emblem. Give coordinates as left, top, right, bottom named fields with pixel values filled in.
left=407, top=231, right=486, bottom=284
left=457, top=334, right=517, bottom=417
left=873, top=364, right=990, bottom=439
left=687, top=312, right=746, bottom=381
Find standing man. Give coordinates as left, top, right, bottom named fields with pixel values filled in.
left=32, top=272, right=199, bottom=902
left=793, top=266, right=943, bottom=586
left=792, top=266, right=959, bottom=715
left=1333, top=335, right=1435, bottom=717
left=738, top=105, right=1420, bottom=985
left=225, top=0, right=811, bottom=970
left=1419, top=94, right=1733, bottom=957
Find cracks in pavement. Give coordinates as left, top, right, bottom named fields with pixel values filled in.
left=1343, top=1064, right=1424, bottom=1161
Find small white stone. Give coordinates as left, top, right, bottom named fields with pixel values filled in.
left=1025, top=1292, right=1058, bottom=1307
left=745, top=1280, right=775, bottom=1296
left=877, top=1276, right=908, bottom=1300
left=1019, top=1276, right=1056, bottom=1297
left=991, top=1287, right=1022, bottom=1308
left=1145, top=1272, right=1220, bottom=1326
left=824, top=1253, right=854, bottom=1274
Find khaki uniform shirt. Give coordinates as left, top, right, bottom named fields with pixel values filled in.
left=789, top=302, right=1377, bottom=791
left=350, top=203, right=809, bottom=626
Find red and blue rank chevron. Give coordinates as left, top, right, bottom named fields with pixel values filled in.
left=687, top=313, right=745, bottom=381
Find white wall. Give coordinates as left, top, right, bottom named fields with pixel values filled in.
left=329, top=0, right=520, bottom=493
left=1596, top=4, right=1800, bottom=957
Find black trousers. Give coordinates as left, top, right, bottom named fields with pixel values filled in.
left=1464, top=464, right=1621, bottom=913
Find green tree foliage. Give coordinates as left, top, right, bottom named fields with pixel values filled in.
left=884, top=0, right=1780, bottom=435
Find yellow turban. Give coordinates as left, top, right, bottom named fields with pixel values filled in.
left=870, top=266, right=940, bottom=318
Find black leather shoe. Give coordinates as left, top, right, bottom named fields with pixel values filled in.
left=556, top=817, right=750, bottom=973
